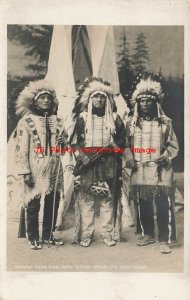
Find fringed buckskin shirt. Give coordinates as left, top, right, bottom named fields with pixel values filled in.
left=15, top=114, right=65, bottom=204
left=124, top=117, right=179, bottom=200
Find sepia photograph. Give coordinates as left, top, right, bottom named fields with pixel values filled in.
left=7, top=25, right=184, bottom=273
left=1, top=0, right=190, bottom=299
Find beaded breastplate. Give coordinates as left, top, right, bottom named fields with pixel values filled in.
left=134, top=120, right=161, bottom=162
left=85, top=115, right=111, bottom=147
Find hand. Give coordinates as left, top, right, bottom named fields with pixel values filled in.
left=24, top=173, right=34, bottom=187
left=56, top=225, right=64, bottom=231
left=126, top=160, right=138, bottom=170
left=155, top=155, right=169, bottom=167
left=57, top=135, right=67, bottom=145
left=109, top=141, right=117, bottom=148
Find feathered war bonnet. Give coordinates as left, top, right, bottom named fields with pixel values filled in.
left=129, top=72, right=169, bottom=136
left=16, top=79, right=59, bottom=117
left=72, top=77, right=117, bottom=115
left=131, top=72, right=164, bottom=104
left=72, top=77, right=117, bottom=141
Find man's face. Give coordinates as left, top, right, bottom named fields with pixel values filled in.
left=35, top=93, right=52, bottom=111
left=139, top=97, right=155, bottom=115
left=92, top=93, right=106, bottom=109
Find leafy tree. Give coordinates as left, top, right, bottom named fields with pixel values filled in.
left=132, top=32, right=149, bottom=75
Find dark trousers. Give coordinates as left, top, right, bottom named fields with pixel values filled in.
left=136, top=193, right=176, bottom=243
left=26, top=192, right=60, bottom=241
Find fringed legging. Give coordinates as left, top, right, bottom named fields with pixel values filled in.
left=135, top=192, right=176, bottom=243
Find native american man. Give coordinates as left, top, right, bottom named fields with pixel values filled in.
left=70, top=77, right=126, bottom=247
left=124, top=73, right=179, bottom=254
left=14, top=80, right=66, bottom=249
